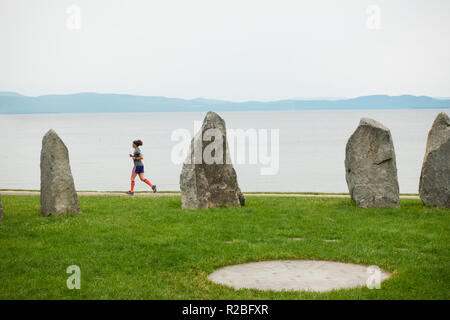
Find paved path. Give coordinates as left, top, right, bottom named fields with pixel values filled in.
left=0, top=190, right=420, bottom=199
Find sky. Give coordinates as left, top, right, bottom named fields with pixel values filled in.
left=0, top=0, right=449, bottom=101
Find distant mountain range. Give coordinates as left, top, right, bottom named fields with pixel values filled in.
left=0, top=92, right=449, bottom=114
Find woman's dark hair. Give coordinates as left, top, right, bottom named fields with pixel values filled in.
left=133, top=140, right=143, bottom=147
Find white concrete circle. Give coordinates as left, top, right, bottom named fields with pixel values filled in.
left=208, top=260, right=390, bottom=292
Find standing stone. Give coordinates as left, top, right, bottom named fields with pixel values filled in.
left=40, top=129, right=81, bottom=216
left=345, top=118, right=400, bottom=208
left=0, top=195, right=3, bottom=222
left=419, top=112, right=450, bottom=208
left=180, top=111, right=245, bottom=209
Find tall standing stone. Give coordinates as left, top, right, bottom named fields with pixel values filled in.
left=419, top=112, right=450, bottom=208
left=180, top=111, right=245, bottom=209
left=40, top=129, right=81, bottom=216
left=0, top=195, right=3, bottom=222
left=345, top=118, right=400, bottom=208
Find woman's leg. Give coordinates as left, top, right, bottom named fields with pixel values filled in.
left=139, top=173, right=152, bottom=186
left=130, top=172, right=137, bottom=192
left=139, top=173, right=157, bottom=192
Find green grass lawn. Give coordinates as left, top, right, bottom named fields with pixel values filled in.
left=0, top=195, right=448, bottom=300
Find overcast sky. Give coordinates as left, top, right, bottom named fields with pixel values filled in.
left=0, top=0, right=449, bottom=101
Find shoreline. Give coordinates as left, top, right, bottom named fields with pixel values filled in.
left=0, top=190, right=420, bottom=199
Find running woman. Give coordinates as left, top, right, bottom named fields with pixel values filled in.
left=126, top=140, right=157, bottom=195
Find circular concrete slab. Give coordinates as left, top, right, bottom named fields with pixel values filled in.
left=208, top=260, right=390, bottom=292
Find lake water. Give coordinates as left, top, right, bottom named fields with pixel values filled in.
left=0, top=109, right=447, bottom=193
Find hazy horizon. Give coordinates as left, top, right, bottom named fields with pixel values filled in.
left=2, top=90, right=351, bottom=101
left=1, top=90, right=450, bottom=103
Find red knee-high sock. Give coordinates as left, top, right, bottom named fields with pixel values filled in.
left=143, top=179, right=153, bottom=187
left=130, top=181, right=135, bottom=192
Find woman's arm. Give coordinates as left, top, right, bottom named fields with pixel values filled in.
left=132, top=154, right=144, bottom=160
left=129, top=153, right=143, bottom=160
